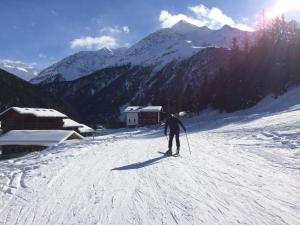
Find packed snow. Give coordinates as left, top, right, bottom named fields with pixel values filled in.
left=0, top=88, right=300, bottom=224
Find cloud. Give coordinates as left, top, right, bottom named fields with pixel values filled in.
left=38, top=53, right=47, bottom=59
left=159, top=10, right=207, bottom=28
left=70, top=35, right=118, bottom=50
left=122, top=26, right=130, bottom=33
left=242, top=17, right=250, bottom=22
left=159, top=4, right=254, bottom=31
left=100, top=26, right=121, bottom=34
left=100, top=25, right=130, bottom=34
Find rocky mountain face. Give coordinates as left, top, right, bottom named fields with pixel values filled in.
left=0, top=60, right=40, bottom=81
left=40, top=47, right=229, bottom=125
left=0, top=69, right=78, bottom=119
left=33, top=21, right=252, bottom=84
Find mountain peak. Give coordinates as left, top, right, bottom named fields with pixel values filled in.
left=99, top=47, right=113, bottom=54
left=171, top=20, right=212, bottom=35
left=171, top=20, right=199, bottom=31
left=220, top=24, right=235, bottom=31
left=172, top=20, right=195, bottom=27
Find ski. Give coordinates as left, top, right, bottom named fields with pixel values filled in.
left=157, top=151, right=180, bottom=157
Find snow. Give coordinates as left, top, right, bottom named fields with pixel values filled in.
left=62, top=119, right=94, bottom=133
left=62, top=118, right=82, bottom=128
left=139, top=106, right=162, bottom=112
left=31, top=48, right=126, bottom=84
left=0, top=107, right=68, bottom=118
left=0, top=60, right=40, bottom=81
left=32, top=22, right=254, bottom=84
left=78, top=124, right=94, bottom=134
left=0, top=87, right=300, bottom=224
left=0, top=130, right=83, bottom=146
left=124, top=106, right=141, bottom=113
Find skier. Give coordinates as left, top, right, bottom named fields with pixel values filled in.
left=164, top=113, right=186, bottom=155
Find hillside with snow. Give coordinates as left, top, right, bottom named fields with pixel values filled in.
left=31, top=48, right=127, bottom=84
left=32, top=21, right=253, bottom=84
left=39, top=47, right=229, bottom=124
left=0, top=60, right=39, bottom=81
left=0, top=86, right=299, bottom=225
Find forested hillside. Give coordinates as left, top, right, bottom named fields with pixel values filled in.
left=154, top=16, right=300, bottom=114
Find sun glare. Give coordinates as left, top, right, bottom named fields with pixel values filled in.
left=267, top=0, right=300, bottom=18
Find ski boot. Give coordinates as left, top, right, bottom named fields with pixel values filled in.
left=165, top=148, right=172, bottom=156
left=175, top=147, right=180, bottom=156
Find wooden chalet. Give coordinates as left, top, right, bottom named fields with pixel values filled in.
left=137, top=106, right=163, bottom=126
left=0, top=107, right=94, bottom=136
left=0, top=107, right=67, bottom=133
left=0, top=130, right=83, bottom=157
left=0, top=107, right=94, bottom=157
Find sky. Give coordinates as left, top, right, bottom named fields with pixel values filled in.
left=1, top=0, right=300, bottom=69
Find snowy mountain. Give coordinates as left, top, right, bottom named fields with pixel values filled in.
left=32, top=21, right=253, bottom=84
left=0, top=60, right=40, bottom=81
left=40, top=47, right=230, bottom=124
left=31, top=48, right=127, bottom=84
left=1, top=86, right=299, bottom=224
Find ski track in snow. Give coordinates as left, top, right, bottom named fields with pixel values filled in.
left=0, top=101, right=300, bottom=224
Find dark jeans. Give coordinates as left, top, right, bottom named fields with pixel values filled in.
left=169, top=132, right=180, bottom=149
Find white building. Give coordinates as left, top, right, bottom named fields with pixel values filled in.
left=124, top=106, right=163, bottom=127
left=124, top=106, right=141, bottom=127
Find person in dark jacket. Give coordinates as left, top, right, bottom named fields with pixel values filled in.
left=164, top=114, right=186, bottom=155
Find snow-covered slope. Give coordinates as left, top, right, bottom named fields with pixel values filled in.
left=0, top=87, right=299, bottom=225
left=31, top=47, right=127, bottom=84
left=32, top=21, right=253, bottom=84
left=118, top=21, right=249, bottom=69
left=0, top=60, right=40, bottom=81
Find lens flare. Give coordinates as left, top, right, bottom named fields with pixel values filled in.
left=267, top=0, right=300, bottom=18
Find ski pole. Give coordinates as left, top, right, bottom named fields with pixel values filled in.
left=185, top=132, right=191, bottom=155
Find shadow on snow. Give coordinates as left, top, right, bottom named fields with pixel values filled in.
left=111, top=155, right=169, bottom=171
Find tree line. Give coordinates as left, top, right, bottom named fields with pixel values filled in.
left=149, top=15, right=300, bottom=114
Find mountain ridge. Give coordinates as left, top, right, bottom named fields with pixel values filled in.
left=32, top=21, right=254, bottom=84
left=0, top=60, right=40, bottom=81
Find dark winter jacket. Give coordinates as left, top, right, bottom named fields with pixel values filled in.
left=164, top=116, right=186, bottom=135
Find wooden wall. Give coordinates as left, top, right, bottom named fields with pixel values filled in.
left=0, top=110, right=64, bottom=133
left=1, top=145, right=47, bottom=156
left=139, top=112, right=160, bottom=125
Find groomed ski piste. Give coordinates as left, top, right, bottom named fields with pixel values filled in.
left=1, top=88, right=300, bottom=225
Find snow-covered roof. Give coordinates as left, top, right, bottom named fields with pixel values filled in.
left=63, top=118, right=82, bottom=128
left=124, top=106, right=141, bottom=113
left=0, top=107, right=68, bottom=118
left=62, top=118, right=94, bottom=133
left=78, top=124, right=94, bottom=133
left=139, top=106, right=163, bottom=112
left=0, top=130, right=83, bottom=146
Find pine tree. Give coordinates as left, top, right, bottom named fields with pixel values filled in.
left=243, top=32, right=250, bottom=53
left=230, top=37, right=241, bottom=68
